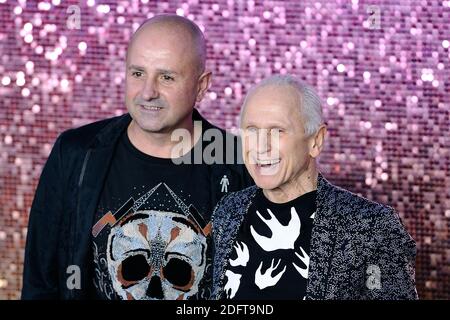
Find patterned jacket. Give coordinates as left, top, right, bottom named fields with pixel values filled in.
left=211, top=174, right=418, bottom=300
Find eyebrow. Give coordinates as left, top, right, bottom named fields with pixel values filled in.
left=128, top=65, right=145, bottom=72
left=128, top=65, right=178, bottom=75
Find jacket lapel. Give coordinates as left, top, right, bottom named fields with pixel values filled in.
left=306, top=174, right=340, bottom=299
left=71, top=114, right=131, bottom=297
left=215, top=186, right=258, bottom=299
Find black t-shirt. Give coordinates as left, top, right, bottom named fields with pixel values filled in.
left=91, top=129, right=247, bottom=300
left=224, top=189, right=316, bottom=300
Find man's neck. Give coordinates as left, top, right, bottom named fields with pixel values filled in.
left=127, top=120, right=200, bottom=159
left=263, top=165, right=318, bottom=204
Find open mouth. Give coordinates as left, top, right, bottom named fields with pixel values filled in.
left=256, top=159, right=281, bottom=168
left=253, top=158, right=281, bottom=176
left=254, top=159, right=280, bottom=176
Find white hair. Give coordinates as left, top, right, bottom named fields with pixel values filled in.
left=240, top=74, right=324, bottom=136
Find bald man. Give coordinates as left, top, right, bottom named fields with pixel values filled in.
left=22, top=15, right=253, bottom=300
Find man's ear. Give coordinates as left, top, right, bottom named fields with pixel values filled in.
left=196, top=70, right=212, bottom=102
left=309, top=124, right=327, bottom=158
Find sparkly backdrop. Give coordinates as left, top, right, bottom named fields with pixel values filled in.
left=0, top=0, right=449, bottom=300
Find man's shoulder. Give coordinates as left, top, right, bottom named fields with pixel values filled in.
left=58, top=114, right=129, bottom=149
left=329, top=182, right=393, bottom=214
left=322, top=177, right=403, bottom=235
left=216, top=185, right=258, bottom=214
left=226, top=185, right=259, bottom=202
left=212, top=185, right=258, bottom=229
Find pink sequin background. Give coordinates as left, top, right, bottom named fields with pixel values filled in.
left=0, top=0, right=449, bottom=299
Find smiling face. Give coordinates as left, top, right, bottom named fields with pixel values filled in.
left=125, top=20, right=210, bottom=134
left=240, top=84, right=316, bottom=193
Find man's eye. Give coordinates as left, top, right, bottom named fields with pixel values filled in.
left=131, top=71, right=143, bottom=77
left=161, top=74, right=174, bottom=81
left=271, top=128, right=283, bottom=135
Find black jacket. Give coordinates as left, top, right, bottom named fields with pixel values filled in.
left=22, top=109, right=253, bottom=299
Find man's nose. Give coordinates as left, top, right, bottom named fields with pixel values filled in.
left=256, top=130, right=271, bottom=154
left=141, top=78, right=159, bottom=100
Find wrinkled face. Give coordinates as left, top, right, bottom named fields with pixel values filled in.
left=107, top=210, right=207, bottom=300
left=125, top=23, right=203, bottom=134
left=241, top=85, right=314, bottom=191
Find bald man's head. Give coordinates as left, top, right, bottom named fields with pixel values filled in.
left=127, top=14, right=206, bottom=74
left=124, top=14, right=212, bottom=136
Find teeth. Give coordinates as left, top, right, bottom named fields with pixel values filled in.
left=257, top=159, right=280, bottom=166
left=142, top=105, right=162, bottom=110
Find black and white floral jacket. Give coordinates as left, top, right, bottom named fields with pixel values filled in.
left=211, top=174, right=418, bottom=300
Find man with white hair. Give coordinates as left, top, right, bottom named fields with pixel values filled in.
left=211, top=74, right=418, bottom=300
